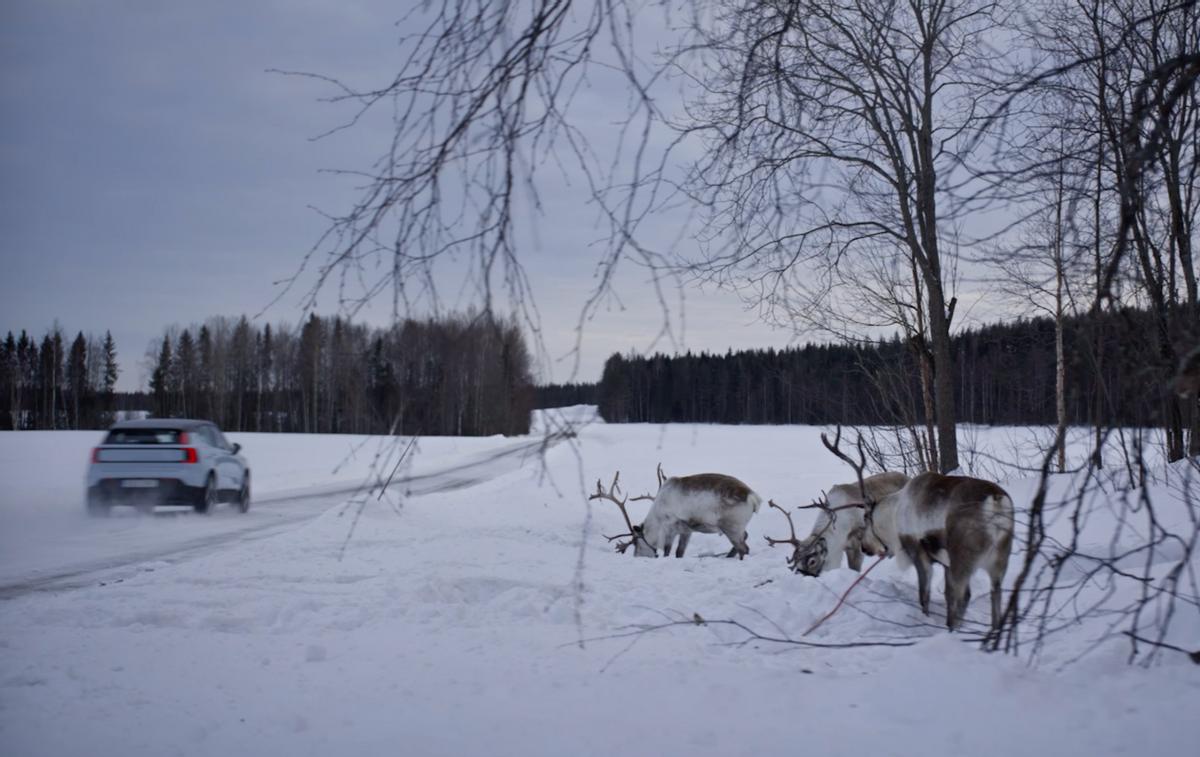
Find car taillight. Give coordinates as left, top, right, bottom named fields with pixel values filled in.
left=179, top=431, right=190, bottom=444
left=183, top=447, right=198, bottom=464
left=91, top=447, right=101, bottom=463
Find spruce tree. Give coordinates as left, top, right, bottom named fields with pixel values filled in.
left=101, top=331, right=119, bottom=424
left=67, top=332, right=88, bottom=429
left=150, top=336, right=172, bottom=418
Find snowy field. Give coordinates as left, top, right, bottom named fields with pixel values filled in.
left=1, top=409, right=1196, bottom=756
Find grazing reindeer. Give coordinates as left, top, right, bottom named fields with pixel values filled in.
left=859, top=472, right=1015, bottom=631
left=591, top=468, right=762, bottom=559
left=768, top=472, right=909, bottom=576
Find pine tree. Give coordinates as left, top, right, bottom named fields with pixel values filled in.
left=150, top=336, right=172, bottom=417
left=50, top=329, right=64, bottom=429
left=67, top=332, right=88, bottom=429
left=15, top=332, right=35, bottom=429
left=230, top=316, right=252, bottom=431
left=101, top=331, right=119, bottom=425
left=0, top=333, right=15, bottom=430
left=259, top=324, right=273, bottom=432
left=176, top=330, right=197, bottom=417
left=197, top=325, right=213, bottom=420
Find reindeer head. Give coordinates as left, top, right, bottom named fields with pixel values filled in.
left=588, top=471, right=658, bottom=557
left=793, top=535, right=829, bottom=576
left=631, top=524, right=657, bottom=557
left=766, top=492, right=873, bottom=575
left=765, top=499, right=827, bottom=574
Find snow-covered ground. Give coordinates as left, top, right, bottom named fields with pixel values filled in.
left=1, top=411, right=1196, bottom=756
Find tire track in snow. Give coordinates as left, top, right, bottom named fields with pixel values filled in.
left=0, top=433, right=568, bottom=600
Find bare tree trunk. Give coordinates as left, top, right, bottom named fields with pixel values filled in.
left=1055, top=156, right=1068, bottom=473
left=1092, top=132, right=1105, bottom=468
left=1056, top=281, right=1068, bottom=472
left=927, top=286, right=959, bottom=473
left=910, top=257, right=938, bottom=472
left=918, top=353, right=939, bottom=472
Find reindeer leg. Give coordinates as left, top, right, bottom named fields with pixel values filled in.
left=944, top=560, right=975, bottom=632
left=902, top=536, right=932, bottom=616
left=718, top=519, right=749, bottom=559
left=729, top=531, right=750, bottom=560
left=845, top=531, right=864, bottom=572
left=988, top=566, right=1005, bottom=631
left=675, top=531, right=691, bottom=558
left=660, top=533, right=674, bottom=559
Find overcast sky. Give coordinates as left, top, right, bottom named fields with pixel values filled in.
left=0, top=0, right=804, bottom=391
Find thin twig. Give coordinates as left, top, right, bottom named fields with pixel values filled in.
left=804, top=555, right=888, bottom=636
left=1122, top=632, right=1200, bottom=664
left=378, top=433, right=419, bottom=500
left=569, top=616, right=918, bottom=650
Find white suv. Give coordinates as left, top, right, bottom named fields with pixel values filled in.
left=86, top=419, right=251, bottom=515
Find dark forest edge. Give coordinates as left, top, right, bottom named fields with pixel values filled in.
left=540, top=307, right=1195, bottom=433
left=4, top=306, right=1192, bottom=437
left=1, top=313, right=534, bottom=436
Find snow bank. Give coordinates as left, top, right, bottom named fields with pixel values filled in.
left=0, top=418, right=1195, bottom=756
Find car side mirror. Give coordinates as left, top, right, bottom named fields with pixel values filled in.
left=231, top=443, right=241, bottom=454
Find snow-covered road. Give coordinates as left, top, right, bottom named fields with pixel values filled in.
left=0, top=430, right=565, bottom=597
left=1, top=413, right=1196, bottom=756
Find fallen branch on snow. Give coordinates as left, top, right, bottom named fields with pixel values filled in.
left=804, top=555, right=888, bottom=636
left=570, top=614, right=919, bottom=651
left=1122, top=632, right=1200, bottom=664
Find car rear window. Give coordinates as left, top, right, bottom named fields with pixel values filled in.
left=104, top=429, right=185, bottom=445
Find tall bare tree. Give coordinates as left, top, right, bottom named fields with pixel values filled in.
left=679, top=0, right=1021, bottom=472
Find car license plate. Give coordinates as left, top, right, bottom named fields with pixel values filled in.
left=121, top=479, right=159, bottom=489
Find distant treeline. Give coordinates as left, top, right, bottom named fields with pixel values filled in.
left=3, top=314, right=535, bottom=436
left=594, top=308, right=1189, bottom=428
left=145, top=313, right=533, bottom=436
left=0, top=329, right=122, bottom=430
left=534, top=382, right=598, bottom=409
left=8, top=307, right=1185, bottom=434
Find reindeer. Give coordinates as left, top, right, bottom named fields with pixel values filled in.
left=766, top=471, right=909, bottom=576
left=859, top=472, right=1015, bottom=631
left=590, top=467, right=762, bottom=559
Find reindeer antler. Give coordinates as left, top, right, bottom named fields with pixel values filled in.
left=588, top=471, right=644, bottom=553
left=797, top=491, right=868, bottom=520
left=821, top=426, right=872, bottom=507
left=763, top=499, right=808, bottom=571
left=763, top=500, right=802, bottom=548
left=765, top=494, right=870, bottom=573
left=629, top=462, right=664, bottom=502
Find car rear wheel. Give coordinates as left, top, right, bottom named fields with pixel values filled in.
left=86, top=491, right=110, bottom=517
left=237, top=473, right=250, bottom=514
left=195, top=474, right=218, bottom=514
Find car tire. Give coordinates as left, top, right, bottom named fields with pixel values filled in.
left=237, top=473, right=250, bottom=514
left=195, top=473, right=218, bottom=514
left=86, top=491, right=110, bottom=517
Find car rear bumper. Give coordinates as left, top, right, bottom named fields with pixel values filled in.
left=88, top=459, right=209, bottom=488
left=88, top=479, right=206, bottom=507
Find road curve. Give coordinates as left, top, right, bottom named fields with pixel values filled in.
left=0, top=432, right=569, bottom=601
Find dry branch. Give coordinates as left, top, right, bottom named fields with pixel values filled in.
left=803, top=556, right=888, bottom=636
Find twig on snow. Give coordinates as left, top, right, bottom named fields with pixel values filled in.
left=804, top=556, right=887, bottom=636
left=569, top=616, right=919, bottom=651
